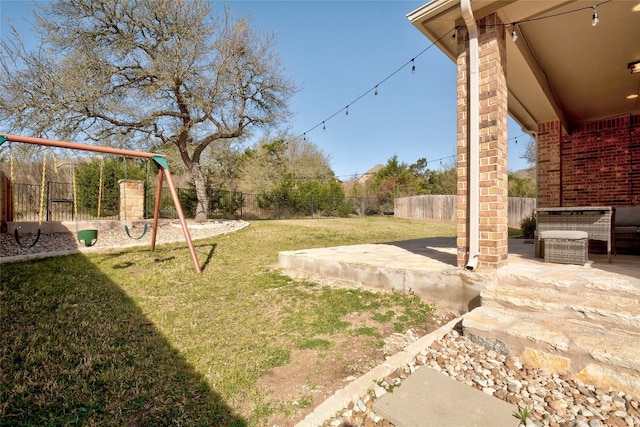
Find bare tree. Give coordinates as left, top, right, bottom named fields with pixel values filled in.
left=349, top=180, right=378, bottom=216
left=0, top=0, right=297, bottom=221
left=239, top=135, right=334, bottom=194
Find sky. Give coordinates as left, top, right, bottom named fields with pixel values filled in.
left=0, top=0, right=531, bottom=181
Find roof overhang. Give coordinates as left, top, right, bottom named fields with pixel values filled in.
left=408, top=0, right=640, bottom=134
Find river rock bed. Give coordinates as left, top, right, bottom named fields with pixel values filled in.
left=323, top=330, right=640, bottom=427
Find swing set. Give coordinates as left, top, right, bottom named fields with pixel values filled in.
left=0, top=133, right=202, bottom=273
left=72, top=156, right=150, bottom=246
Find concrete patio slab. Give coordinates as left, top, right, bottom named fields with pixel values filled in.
left=278, top=240, right=492, bottom=314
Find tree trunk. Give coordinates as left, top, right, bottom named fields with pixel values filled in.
left=190, top=165, right=210, bottom=223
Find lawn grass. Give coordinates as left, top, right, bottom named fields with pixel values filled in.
left=1, top=217, right=456, bottom=426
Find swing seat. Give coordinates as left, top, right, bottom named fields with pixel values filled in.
left=14, top=228, right=42, bottom=249
left=77, top=229, right=99, bottom=247
left=125, top=223, right=148, bottom=240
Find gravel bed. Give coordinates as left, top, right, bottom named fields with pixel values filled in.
left=1, top=220, right=247, bottom=259
left=323, top=330, right=640, bottom=427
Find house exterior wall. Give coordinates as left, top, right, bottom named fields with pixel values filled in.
left=456, top=13, right=509, bottom=269
left=537, top=114, right=640, bottom=207
left=536, top=120, right=562, bottom=208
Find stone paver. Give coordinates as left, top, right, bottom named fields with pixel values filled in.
left=373, top=367, right=519, bottom=427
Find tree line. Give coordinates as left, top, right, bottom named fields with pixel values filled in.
left=1, top=142, right=534, bottom=220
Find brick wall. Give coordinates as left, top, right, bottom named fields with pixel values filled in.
left=536, top=121, right=562, bottom=208
left=537, top=115, right=640, bottom=207
left=563, top=115, right=639, bottom=206
left=456, top=13, right=509, bottom=269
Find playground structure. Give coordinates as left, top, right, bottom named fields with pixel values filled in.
left=0, top=133, right=202, bottom=273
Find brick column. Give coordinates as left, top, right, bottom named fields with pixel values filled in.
left=456, top=13, right=509, bottom=269
left=536, top=121, right=562, bottom=208
left=119, top=180, right=145, bottom=221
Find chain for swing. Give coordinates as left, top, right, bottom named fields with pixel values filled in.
left=73, top=156, right=103, bottom=246
left=123, top=157, right=148, bottom=239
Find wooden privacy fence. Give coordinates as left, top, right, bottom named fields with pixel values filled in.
left=394, top=195, right=457, bottom=221
left=508, top=197, right=537, bottom=227
left=394, top=195, right=536, bottom=228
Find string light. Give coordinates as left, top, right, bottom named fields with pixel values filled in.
left=496, top=0, right=611, bottom=27
left=292, top=28, right=455, bottom=141
left=286, top=2, right=612, bottom=155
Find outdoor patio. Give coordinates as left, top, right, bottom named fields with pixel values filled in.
left=279, top=238, right=640, bottom=400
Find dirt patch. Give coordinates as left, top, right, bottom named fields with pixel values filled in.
left=254, top=309, right=457, bottom=426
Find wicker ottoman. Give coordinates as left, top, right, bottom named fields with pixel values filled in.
left=539, top=230, right=588, bottom=265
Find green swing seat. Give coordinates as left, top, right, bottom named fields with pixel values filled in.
left=125, top=223, right=148, bottom=240
left=77, top=229, right=99, bottom=247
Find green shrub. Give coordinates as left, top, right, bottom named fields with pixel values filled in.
left=520, top=211, right=536, bottom=239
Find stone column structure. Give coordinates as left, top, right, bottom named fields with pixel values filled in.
left=456, top=13, right=509, bottom=269
left=119, top=179, right=145, bottom=221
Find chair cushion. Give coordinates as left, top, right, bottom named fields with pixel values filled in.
left=614, top=226, right=639, bottom=234
left=540, top=230, right=588, bottom=240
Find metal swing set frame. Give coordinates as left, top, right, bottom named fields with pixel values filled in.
left=1, top=133, right=202, bottom=273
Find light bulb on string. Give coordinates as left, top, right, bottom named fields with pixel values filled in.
left=273, top=4, right=614, bottom=157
